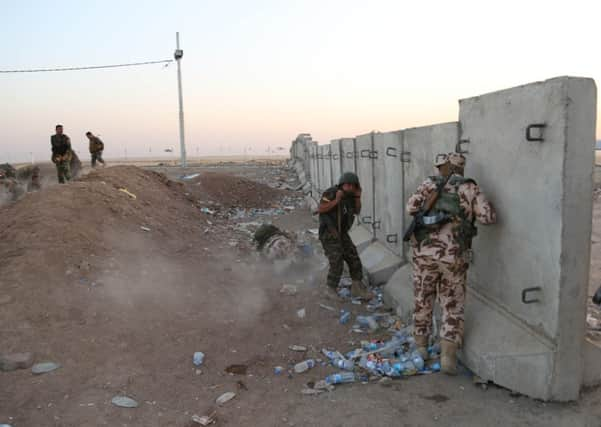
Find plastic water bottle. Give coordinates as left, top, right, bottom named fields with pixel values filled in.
left=322, top=349, right=343, bottom=361
left=430, top=361, right=441, bottom=372
left=325, top=372, right=356, bottom=384
left=361, top=340, right=384, bottom=351
left=410, top=350, right=425, bottom=371
left=294, top=359, right=316, bottom=374
left=193, top=352, right=205, bottom=366
left=356, top=315, right=378, bottom=331
left=339, top=310, right=351, bottom=324
left=333, top=358, right=354, bottom=371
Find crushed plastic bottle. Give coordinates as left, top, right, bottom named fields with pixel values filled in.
left=410, top=350, right=425, bottom=371
left=325, top=372, right=357, bottom=385
left=338, top=287, right=351, bottom=299
left=332, top=358, right=354, bottom=371
left=294, top=359, right=316, bottom=374
left=322, top=349, right=343, bottom=361
left=356, top=315, right=379, bottom=331
left=339, top=310, right=351, bottom=324
left=193, top=352, right=205, bottom=366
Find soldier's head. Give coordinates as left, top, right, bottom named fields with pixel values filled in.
left=85, top=131, right=93, bottom=140
left=338, top=172, right=360, bottom=192
left=435, top=153, right=466, bottom=176
left=55, top=124, right=64, bottom=135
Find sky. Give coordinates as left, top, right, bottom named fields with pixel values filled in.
left=1, top=0, right=600, bottom=162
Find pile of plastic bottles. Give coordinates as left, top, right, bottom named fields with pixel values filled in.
left=320, top=329, right=441, bottom=385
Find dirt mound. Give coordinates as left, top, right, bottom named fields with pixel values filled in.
left=0, top=166, right=207, bottom=301
left=195, top=171, right=289, bottom=208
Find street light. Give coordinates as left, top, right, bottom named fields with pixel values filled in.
left=174, top=32, right=187, bottom=167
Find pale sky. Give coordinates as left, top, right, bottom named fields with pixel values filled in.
left=1, top=0, right=599, bottom=162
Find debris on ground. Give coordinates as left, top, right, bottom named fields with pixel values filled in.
left=0, top=352, right=34, bottom=372
left=215, top=391, right=236, bottom=406
left=31, top=362, right=60, bottom=375
left=111, top=395, right=139, bottom=408
left=193, top=352, right=205, bottom=366
left=280, top=284, right=298, bottom=295
left=191, top=412, right=216, bottom=426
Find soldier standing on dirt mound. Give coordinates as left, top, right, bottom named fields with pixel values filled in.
left=50, top=124, right=73, bottom=184
left=318, top=172, right=371, bottom=299
left=86, top=131, right=106, bottom=168
left=406, top=152, right=496, bottom=375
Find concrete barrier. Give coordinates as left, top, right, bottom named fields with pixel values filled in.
left=373, top=131, right=404, bottom=257
left=330, top=140, right=343, bottom=185
left=457, top=77, right=596, bottom=401
left=287, top=76, right=598, bottom=401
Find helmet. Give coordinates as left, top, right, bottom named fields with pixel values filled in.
left=435, top=153, right=466, bottom=169
left=339, top=172, right=360, bottom=186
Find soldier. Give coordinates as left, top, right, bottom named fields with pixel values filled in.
left=86, top=131, right=106, bottom=167
left=406, top=153, right=496, bottom=375
left=50, top=124, right=72, bottom=183
left=318, top=172, right=370, bottom=299
left=254, top=224, right=295, bottom=261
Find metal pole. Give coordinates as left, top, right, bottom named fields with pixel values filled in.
left=175, top=32, right=187, bottom=167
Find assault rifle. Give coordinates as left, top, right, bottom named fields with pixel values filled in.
left=402, top=173, right=452, bottom=242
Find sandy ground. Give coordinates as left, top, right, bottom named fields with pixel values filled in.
left=1, top=162, right=601, bottom=426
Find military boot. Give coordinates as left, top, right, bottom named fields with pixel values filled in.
left=351, top=280, right=371, bottom=300
left=440, top=339, right=458, bottom=375
left=414, top=335, right=429, bottom=361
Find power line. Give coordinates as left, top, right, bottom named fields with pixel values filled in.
left=0, top=59, right=173, bottom=74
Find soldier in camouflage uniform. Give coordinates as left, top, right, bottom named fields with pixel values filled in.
left=318, top=172, right=370, bottom=299
left=406, top=153, right=496, bottom=375
left=254, top=224, right=296, bottom=261
left=86, top=131, right=106, bottom=167
left=50, top=124, right=72, bottom=184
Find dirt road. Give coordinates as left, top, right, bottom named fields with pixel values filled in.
left=1, top=163, right=601, bottom=426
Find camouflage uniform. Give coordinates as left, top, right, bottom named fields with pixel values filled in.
left=319, top=187, right=362, bottom=289
left=89, top=135, right=105, bottom=167
left=407, top=153, right=496, bottom=345
left=51, top=133, right=72, bottom=184
left=255, top=224, right=296, bottom=261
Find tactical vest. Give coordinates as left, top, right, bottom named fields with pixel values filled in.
left=415, top=175, right=478, bottom=253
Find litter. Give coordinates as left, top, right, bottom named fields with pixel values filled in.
left=289, top=345, right=307, bottom=352
left=140, top=226, right=151, bottom=232
left=111, top=396, right=138, bottom=408
left=280, top=284, right=297, bottom=296
left=193, top=352, right=205, bottom=366
left=118, top=188, right=137, bottom=199
left=297, top=308, right=306, bottom=319
left=215, top=392, right=236, bottom=406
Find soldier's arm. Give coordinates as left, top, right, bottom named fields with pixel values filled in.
left=65, top=135, right=72, bottom=149
left=406, top=178, right=436, bottom=215
left=318, top=189, right=342, bottom=214
left=461, top=183, right=497, bottom=225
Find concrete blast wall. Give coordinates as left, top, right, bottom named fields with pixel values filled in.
left=290, top=76, right=597, bottom=401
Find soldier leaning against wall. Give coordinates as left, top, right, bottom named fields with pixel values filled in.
left=406, top=153, right=497, bottom=375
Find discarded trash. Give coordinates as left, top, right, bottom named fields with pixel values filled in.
left=140, top=226, right=151, bottom=232
left=333, top=358, right=354, bottom=371
left=225, top=364, right=248, bottom=375
left=181, top=173, right=201, bottom=180
left=118, top=188, right=137, bottom=199
left=200, top=207, right=215, bottom=215
left=355, top=315, right=379, bottom=332
left=289, top=345, right=307, bottom=352
left=111, top=395, right=138, bottom=408
left=294, top=359, right=316, bottom=374
left=31, top=362, right=60, bottom=375
left=325, top=372, right=357, bottom=385
left=297, top=308, right=306, bottom=319
left=307, top=229, right=318, bottom=235
left=337, top=288, right=351, bottom=299
left=280, top=284, right=297, bottom=296
left=0, top=352, right=34, bottom=372
left=193, top=352, right=205, bottom=366
left=216, top=392, right=236, bottom=406
left=319, top=303, right=336, bottom=312
left=274, top=366, right=284, bottom=375
left=191, top=413, right=215, bottom=426
left=339, top=310, right=351, bottom=324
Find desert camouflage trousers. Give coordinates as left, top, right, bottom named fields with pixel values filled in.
left=412, top=253, right=468, bottom=345
left=320, top=231, right=363, bottom=289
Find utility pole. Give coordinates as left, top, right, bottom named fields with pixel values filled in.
left=174, top=32, right=187, bottom=167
